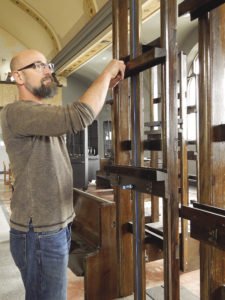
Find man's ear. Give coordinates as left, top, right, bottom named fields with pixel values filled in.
left=12, top=71, right=24, bottom=85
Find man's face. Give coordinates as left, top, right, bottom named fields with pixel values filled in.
left=16, top=51, right=58, bottom=99
left=24, top=70, right=58, bottom=99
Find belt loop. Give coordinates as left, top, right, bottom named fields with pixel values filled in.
left=29, top=217, right=33, bottom=231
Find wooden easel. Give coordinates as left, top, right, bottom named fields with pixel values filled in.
left=104, top=0, right=225, bottom=300
left=179, top=1, right=225, bottom=299
left=107, top=0, right=179, bottom=299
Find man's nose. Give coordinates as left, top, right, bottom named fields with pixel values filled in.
left=43, top=66, right=52, bottom=74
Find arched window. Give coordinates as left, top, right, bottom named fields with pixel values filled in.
left=187, top=54, right=199, bottom=141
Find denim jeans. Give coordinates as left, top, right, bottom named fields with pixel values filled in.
left=10, top=223, right=71, bottom=300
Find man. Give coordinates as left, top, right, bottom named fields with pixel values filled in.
left=1, top=49, right=125, bottom=300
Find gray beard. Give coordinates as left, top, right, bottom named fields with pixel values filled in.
left=25, top=77, right=58, bottom=99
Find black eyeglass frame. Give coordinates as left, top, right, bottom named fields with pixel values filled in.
left=17, top=62, right=54, bottom=72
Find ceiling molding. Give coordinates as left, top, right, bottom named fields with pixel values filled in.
left=53, top=0, right=160, bottom=77
left=84, top=0, right=98, bottom=18
left=10, top=0, right=61, bottom=52
left=52, top=1, right=112, bottom=73
left=58, top=31, right=112, bottom=77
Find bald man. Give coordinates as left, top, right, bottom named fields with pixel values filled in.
left=1, top=49, right=125, bottom=300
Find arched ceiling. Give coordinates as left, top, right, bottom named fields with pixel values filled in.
left=0, top=0, right=197, bottom=82
left=0, top=0, right=108, bottom=79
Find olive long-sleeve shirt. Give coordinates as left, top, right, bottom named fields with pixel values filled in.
left=1, top=100, right=94, bottom=232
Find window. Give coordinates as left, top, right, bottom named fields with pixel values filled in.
left=103, top=121, right=112, bottom=158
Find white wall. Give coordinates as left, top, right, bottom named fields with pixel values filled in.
left=0, top=120, right=9, bottom=172
left=0, top=27, right=26, bottom=81
left=62, top=74, right=91, bottom=106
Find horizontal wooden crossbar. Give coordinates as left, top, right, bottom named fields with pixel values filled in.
left=104, top=165, right=166, bottom=196
left=127, top=222, right=164, bottom=249
left=125, top=47, right=166, bottom=78
left=178, top=0, right=225, bottom=20
left=193, top=202, right=225, bottom=216
left=213, top=124, right=225, bottom=142
left=178, top=105, right=197, bottom=115
left=178, top=150, right=197, bottom=160
left=153, top=97, right=161, bottom=104
left=144, top=121, right=162, bottom=127
left=121, top=38, right=161, bottom=64
left=180, top=204, right=225, bottom=250
left=144, top=139, right=162, bottom=151
left=120, top=139, right=162, bottom=151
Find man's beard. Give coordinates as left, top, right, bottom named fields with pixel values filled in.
left=25, top=76, right=58, bottom=99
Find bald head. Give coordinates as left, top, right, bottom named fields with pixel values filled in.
left=10, top=49, right=47, bottom=72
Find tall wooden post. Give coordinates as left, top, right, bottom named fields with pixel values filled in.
left=112, top=0, right=134, bottom=297
left=199, top=4, right=225, bottom=300
left=129, top=1, right=146, bottom=299
left=160, top=0, right=180, bottom=299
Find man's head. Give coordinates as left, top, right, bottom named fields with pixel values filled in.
left=11, top=49, right=57, bottom=101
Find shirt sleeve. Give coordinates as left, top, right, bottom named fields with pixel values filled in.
left=4, top=101, right=95, bottom=137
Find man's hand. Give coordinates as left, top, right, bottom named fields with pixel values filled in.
left=80, top=59, right=126, bottom=117
left=102, top=59, right=126, bottom=88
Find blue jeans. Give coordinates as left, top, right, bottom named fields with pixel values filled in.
left=10, top=223, right=71, bottom=300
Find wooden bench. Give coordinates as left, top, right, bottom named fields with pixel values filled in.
left=69, top=188, right=117, bottom=300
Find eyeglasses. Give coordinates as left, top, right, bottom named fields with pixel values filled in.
left=17, top=61, right=54, bottom=72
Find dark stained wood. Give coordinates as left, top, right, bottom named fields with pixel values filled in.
left=181, top=205, right=225, bottom=227
left=120, top=140, right=132, bottom=151
left=112, top=0, right=134, bottom=297
left=213, top=285, right=225, bottom=300
left=69, top=188, right=117, bottom=300
left=160, top=0, right=180, bottom=299
left=179, top=51, right=190, bottom=272
left=120, top=37, right=161, bottom=63
left=153, top=96, right=161, bottom=104
left=198, top=11, right=213, bottom=300
left=213, top=124, right=225, bottom=142
left=104, top=164, right=166, bottom=197
left=187, top=150, right=197, bottom=160
left=105, top=164, right=163, bottom=179
left=124, top=47, right=166, bottom=78
left=129, top=0, right=146, bottom=298
left=193, top=202, right=225, bottom=215
left=181, top=205, right=225, bottom=250
left=144, top=120, right=162, bottom=127
left=178, top=105, right=197, bottom=114
left=203, top=4, right=225, bottom=298
left=149, top=68, right=160, bottom=222
left=143, top=139, right=162, bottom=151
left=142, top=37, right=161, bottom=52
left=178, top=150, right=197, bottom=160
left=178, top=0, right=225, bottom=20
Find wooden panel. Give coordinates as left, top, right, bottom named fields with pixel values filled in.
left=72, top=188, right=117, bottom=300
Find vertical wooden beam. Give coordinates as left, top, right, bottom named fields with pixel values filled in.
left=150, top=67, right=159, bottom=222
left=160, top=0, right=180, bottom=299
left=198, top=12, right=211, bottom=300
left=129, top=0, right=145, bottom=299
left=112, top=0, right=134, bottom=297
left=199, top=4, right=225, bottom=300
left=179, top=52, right=189, bottom=272
left=210, top=6, right=225, bottom=299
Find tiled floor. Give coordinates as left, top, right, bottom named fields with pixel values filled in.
left=0, top=178, right=200, bottom=299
